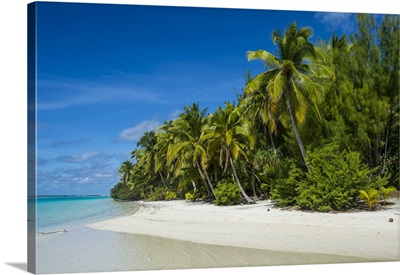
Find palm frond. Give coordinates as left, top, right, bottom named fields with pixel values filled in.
left=307, top=62, right=334, bottom=78
left=244, top=69, right=279, bottom=95
left=291, top=79, right=308, bottom=124
left=293, top=73, right=323, bottom=121
left=270, top=70, right=286, bottom=101
left=247, top=50, right=280, bottom=68
left=297, top=26, right=314, bottom=40
left=167, top=141, right=190, bottom=165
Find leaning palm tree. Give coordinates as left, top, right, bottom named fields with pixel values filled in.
left=245, top=22, right=332, bottom=171
left=202, top=102, right=254, bottom=203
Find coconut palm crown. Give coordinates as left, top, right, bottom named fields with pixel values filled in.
left=245, top=22, right=332, bottom=171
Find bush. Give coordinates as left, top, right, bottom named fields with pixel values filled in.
left=185, top=192, right=193, bottom=201
left=214, top=179, right=241, bottom=206
left=110, top=182, right=142, bottom=201
left=380, top=186, right=397, bottom=205
left=317, top=205, right=332, bottom=213
left=145, top=187, right=166, bottom=201
left=260, top=183, right=269, bottom=199
left=165, top=190, right=177, bottom=201
left=270, top=164, right=303, bottom=207
left=296, top=141, right=383, bottom=211
left=185, top=191, right=202, bottom=202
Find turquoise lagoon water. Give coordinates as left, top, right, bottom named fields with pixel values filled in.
left=30, top=196, right=372, bottom=274
left=32, top=196, right=138, bottom=232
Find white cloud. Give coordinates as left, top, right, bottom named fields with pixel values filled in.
left=118, top=120, right=160, bottom=141
left=168, top=109, right=182, bottom=120
left=73, top=177, right=92, bottom=184
left=51, top=138, right=90, bottom=147
left=56, top=151, right=100, bottom=163
left=37, top=77, right=164, bottom=110
left=315, top=12, right=355, bottom=34
left=37, top=161, right=119, bottom=195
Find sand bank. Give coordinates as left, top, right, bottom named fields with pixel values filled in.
left=90, top=198, right=400, bottom=261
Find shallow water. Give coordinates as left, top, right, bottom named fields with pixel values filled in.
left=36, top=225, right=374, bottom=274
left=31, top=196, right=138, bottom=232
left=32, top=197, right=375, bottom=274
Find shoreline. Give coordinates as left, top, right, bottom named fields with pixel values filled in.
left=89, top=198, right=400, bottom=262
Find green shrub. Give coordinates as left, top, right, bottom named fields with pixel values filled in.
left=185, top=192, right=193, bottom=201
left=214, top=179, right=241, bottom=206
left=165, top=190, right=177, bottom=201
left=260, top=183, right=269, bottom=199
left=317, top=205, right=332, bottom=212
left=145, top=187, right=166, bottom=201
left=185, top=191, right=202, bottom=202
left=296, top=141, right=382, bottom=211
left=365, top=174, right=390, bottom=190
left=270, top=164, right=303, bottom=207
left=380, top=186, right=397, bottom=205
left=110, top=182, right=142, bottom=201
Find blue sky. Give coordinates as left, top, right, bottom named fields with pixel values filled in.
left=34, top=2, right=361, bottom=195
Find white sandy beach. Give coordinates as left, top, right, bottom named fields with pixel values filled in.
left=90, top=198, right=400, bottom=262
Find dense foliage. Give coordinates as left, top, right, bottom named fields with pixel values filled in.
left=214, top=178, right=242, bottom=206
left=295, top=141, right=386, bottom=211
left=111, top=15, right=399, bottom=211
left=110, top=181, right=141, bottom=201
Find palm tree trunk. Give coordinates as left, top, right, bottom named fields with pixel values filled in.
left=195, top=160, right=216, bottom=199
left=203, top=166, right=216, bottom=198
left=191, top=180, right=197, bottom=192
left=265, top=124, right=276, bottom=150
left=230, top=157, right=253, bottom=203
left=196, top=163, right=211, bottom=198
left=124, top=173, right=129, bottom=185
left=251, top=173, right=258, bottom=201
left=158, top=171, right=167, bottom=187
left=286, top=91, right=310, bottom=172
left=222, top=150, right=229, bottom=174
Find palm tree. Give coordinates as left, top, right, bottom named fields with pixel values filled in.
left=245, top=22, right=331, bottom=171
left=240, top=88, right=278, bottom=150
left=202, top=102, right=254, bottom=203
left=118, top=160, right=134, bottom=185
left=174, top=164, right=201, bottom=195
left=167, top=103, right=216, bottom=199
left=127, top=165, right=148, bottom=193
left=136, top=131, right=167, bottom=187
left=154, top=120, right=175, bottom=186
left=359, top=189, right=380, bottom=211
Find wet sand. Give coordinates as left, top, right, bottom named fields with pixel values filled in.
left=36, top=226, right=370, bottom=274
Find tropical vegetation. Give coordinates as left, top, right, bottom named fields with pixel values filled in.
left=111, top=15, right=399, bottom=212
